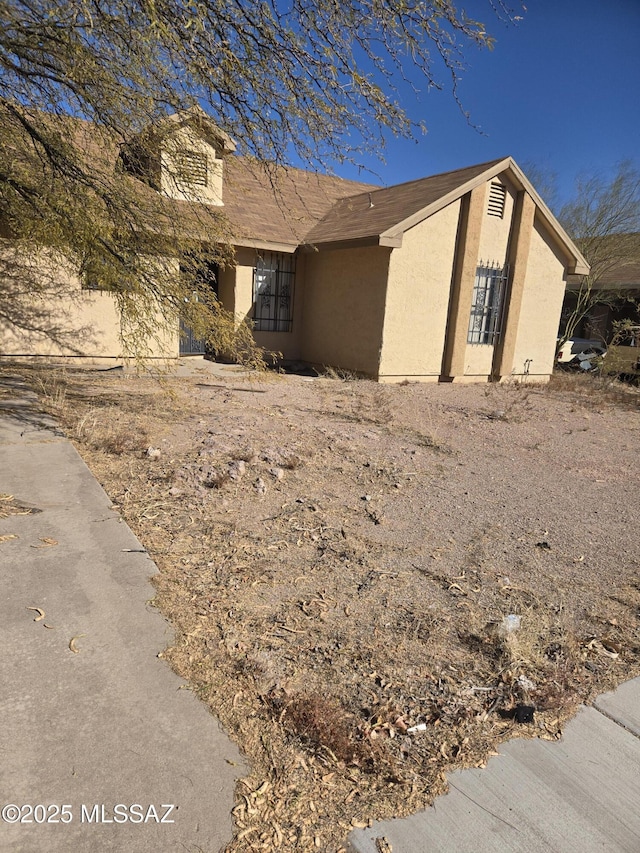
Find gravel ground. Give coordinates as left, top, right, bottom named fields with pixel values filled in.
left=16, top=365, right=640, bottom=852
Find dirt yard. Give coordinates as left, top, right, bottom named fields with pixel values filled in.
left=19, top=364, right=640, bottom=852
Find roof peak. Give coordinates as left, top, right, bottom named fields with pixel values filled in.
left=365, top=157, right=511, bottom=197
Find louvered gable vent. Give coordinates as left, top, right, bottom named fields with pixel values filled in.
left=487, top=181, right=507, bottom=218
left=175, top=151, right=208, bottom=187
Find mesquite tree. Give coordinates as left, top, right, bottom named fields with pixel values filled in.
left=0, top=0, right=519, bottom=356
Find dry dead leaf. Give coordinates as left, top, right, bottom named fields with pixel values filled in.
left=252, top=781, right=270, bottom=798
left=26, top=606, right=45, bottom=622
left=68, top=635, right=85, bottom=654
left=31, top=537, right=58, bottom=548
left=0, top=533, right=18, bottom=543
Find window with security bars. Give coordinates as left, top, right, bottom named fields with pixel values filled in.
left=253, top=252, right=295, bottom=332
left=467, top=262, right=509, bottom=345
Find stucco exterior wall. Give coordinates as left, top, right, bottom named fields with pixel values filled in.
left=378, top=202, right=460, bottom=381
left=217, top=264, right=236, bottom=313
left=232, top=246, right=256, bottom=321
left=301, top=246, right=391, bottom=376
left=454, top=180, right=516, bottom=380
left=464, top=343, right=495, bottom=377
left=455, top=178, right=536, bottom=381
left=0, top=249, right=179, bottom=363
left=510, top=217, right=568, bottom=378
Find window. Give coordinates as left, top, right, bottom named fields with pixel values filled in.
left=467, top=262, right=508, bottom=345
left=174, top=151, right=208, bottom=187
left=253, top=252, right=295, bottom=332
left=487, top=182, right=507, bottom=218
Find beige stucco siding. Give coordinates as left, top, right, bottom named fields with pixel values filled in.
left=301, top=246, right=390, bottom=376
left=0, top=249, right=178, bottom=361
left=456, top=179, right=514, bottom=379
left=458, top=177, right=523, bottom=379
left=232, top=247, right=256, bottom=322
left=464, top=344, right=495, bottom=376
left=217, top=264, right=236, bottom=313
left=378, top=202, right=460, bottom=379
left=510, top=218, right=567, bottom=377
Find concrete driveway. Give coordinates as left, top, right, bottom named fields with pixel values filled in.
left=0, top=374, right=244, bottom=852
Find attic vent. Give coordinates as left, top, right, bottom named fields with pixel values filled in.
left=487, top=182, right=507, bottom=218
left=175, top=151, right=208, bottom=187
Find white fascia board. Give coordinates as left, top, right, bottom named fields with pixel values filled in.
left=496, top=159, right=590, bottom=275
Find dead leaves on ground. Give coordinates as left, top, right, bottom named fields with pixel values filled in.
left=68, top=635, right=84, bottom=654
left=1, top=534, right=58, bottom=547
left=0, top=493, right=39, bottom=518
left=30, top=537, right=58, bottom=548
left=25, top=606, right=84, bottom=643
left=36, top=371, right=640, bottom=853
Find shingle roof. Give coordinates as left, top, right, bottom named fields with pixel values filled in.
left=11, top=109, right=588, bottom=272
left=221, top=157, right=378, bottom=248
left=303, top=158, right=507, bottom=246
left=566, top=234, right=640, bottom=290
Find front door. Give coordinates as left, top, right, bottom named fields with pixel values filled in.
left=179, top=317, right=206, bottom=355
left=179, top=259, right=219, bottom=355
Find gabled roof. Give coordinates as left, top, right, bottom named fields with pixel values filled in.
left=304, top=159, right=505, bottom=247
left=599, top=260, right=640, bottom=287
left=301, top=156, right=590, bottom=275
left=141, top=106, right=237, bottom=155
left=567, top=233, right=640, bottom=291
left=17, top=109, right=587, bottom=273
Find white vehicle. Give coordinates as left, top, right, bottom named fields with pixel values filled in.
left=556, top=338, right=607, bottom=371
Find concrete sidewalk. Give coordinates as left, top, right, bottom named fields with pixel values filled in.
left=0, top=375, right=244, bottom=852
left=349, top=678, right=640, bottom=853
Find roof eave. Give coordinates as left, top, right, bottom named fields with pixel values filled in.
left=501, top=159, right=590, bottom=276
left=571, top=261, right=591, bottom=276
left=301, top=235, right=402, bottom=252
left=232, top=236, right=298, bottom=253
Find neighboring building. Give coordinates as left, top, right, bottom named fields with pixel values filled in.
left=563, top=238, right=640, bottom=343
left=1, top=110, right=589, bottom=382
left=562, top=241, right=640, bottom=377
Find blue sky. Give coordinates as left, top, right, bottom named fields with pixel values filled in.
left=336, top=0, right=640, bottom=211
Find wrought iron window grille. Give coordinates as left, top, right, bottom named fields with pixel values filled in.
left=253, top=252, right=295, bottom=332
left=467, top=261, right=509, bottom=345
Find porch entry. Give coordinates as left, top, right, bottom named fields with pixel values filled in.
left=179, top=259, right=219, bottom=355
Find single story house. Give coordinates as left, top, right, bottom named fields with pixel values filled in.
left=1, top=110, right=589, bottom=382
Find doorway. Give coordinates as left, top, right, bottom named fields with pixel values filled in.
left=179, top=258, right=219, bottom=356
